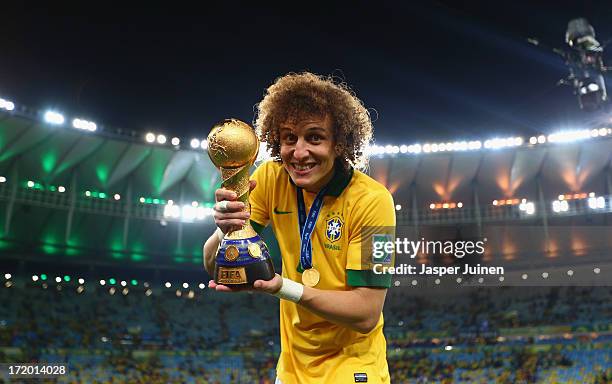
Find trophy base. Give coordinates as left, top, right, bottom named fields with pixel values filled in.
left=214, top=257, right=275, bottom=287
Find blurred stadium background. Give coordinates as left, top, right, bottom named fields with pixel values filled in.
left=0, top=98, right=611, bottom=383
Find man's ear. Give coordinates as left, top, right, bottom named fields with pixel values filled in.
left=335, top=143, right=343, bottom=156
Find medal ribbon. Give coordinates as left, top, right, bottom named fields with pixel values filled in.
left=297, top=186, right=328, bottom=271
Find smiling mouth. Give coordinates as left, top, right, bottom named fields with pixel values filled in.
left=292, top=163, right=316, bottom=172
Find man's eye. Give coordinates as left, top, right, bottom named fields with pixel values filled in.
left=283, top=135, right=297, bottom=143
left=309, top=135, right=322, bottom=142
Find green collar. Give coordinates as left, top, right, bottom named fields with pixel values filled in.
left=285, top=160, right=353, bottom=197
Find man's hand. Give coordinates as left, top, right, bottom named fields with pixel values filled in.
left=208, top=273, right=283, bottom=294
left=213, top=180, right=256, bottom=234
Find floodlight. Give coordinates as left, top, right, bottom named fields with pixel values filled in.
left=587, top=83, right=600, bottom=92
left=145, top=133, right=156, bottom=143
left=156, top=134, right=167, bottom=144
left=0, top=98, right=15, bottom=111
left=171, top=137, right=180, bottom=146
left=44, top=111, right=65, bottom=125
left=72, top=118, right=97, bottom=131
left=190, top=138, right=200, bottom=148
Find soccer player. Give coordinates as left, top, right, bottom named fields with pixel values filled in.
left=203, top=72, right=396, bottom=384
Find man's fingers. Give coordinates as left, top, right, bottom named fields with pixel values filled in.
left=249, top=180, right=257, bottom=192
left=209, top=280, right=250, bottom=293
left=215, top=188, right=237, bottom=202
left=214, top=200, right=245, bottom=213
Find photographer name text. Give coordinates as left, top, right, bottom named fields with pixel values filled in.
left=372, top=263, right=504, bottom=276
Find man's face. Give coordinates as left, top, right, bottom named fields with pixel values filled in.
left=279, top=114, right=337, bottom=193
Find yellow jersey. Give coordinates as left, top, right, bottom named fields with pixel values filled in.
left=249, top=160, right=395, bottom=384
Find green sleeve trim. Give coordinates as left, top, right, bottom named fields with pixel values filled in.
left=347, top=269, right=392, bottom=288
left=250, top=220, right=265, bottom=235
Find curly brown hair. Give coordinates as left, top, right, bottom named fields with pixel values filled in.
left=254, top=72, right=373, bottom=170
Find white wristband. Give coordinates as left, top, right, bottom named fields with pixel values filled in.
left=215, top=227, right=225, bottom=243
left=273, top=278, right=304, bottom=303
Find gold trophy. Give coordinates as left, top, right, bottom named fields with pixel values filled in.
left=207, top=119, right=275, bottom=286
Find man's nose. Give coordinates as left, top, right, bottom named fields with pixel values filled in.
left=293, top=138, right=309, bottom=161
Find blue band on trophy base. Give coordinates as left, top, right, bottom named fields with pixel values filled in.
left=216, top=235, right=271, bottom=267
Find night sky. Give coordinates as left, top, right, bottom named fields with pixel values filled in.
left=1, top=1, right=611, bottom=143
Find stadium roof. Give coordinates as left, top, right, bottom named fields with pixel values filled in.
left=0, top=108, right=611, bottom=269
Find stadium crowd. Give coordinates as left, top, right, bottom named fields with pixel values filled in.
left=0, top=279, right=610, bottom=383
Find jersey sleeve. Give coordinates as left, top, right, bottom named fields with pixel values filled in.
left=248, top=161, right=272, bottom=229
left=346, top=189, right=396, bottom=288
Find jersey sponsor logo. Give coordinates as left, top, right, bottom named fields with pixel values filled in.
left=372, top=234, right=393, bottom=264
left=273, top=207, right=293, bottom=214
left=354, top=373, right=368, bottom=382
left=325, top=216, right=343, bottom=242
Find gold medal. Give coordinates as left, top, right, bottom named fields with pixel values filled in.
left=302, top=268, right=320, bottom=287
left=224, top=245, right=240, bottom=262
left=247, top=243, right=262, bottom=258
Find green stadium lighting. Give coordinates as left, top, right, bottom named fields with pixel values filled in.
left=49, top=186, right=56, bottom=191
left=139, top=197, right=145, bottom=203
left=64, top=275, right=71, bottom=282
left=85, top=190, right=91, bottom=197
left=109, top=278, right=116, bottom=285
left=131, top=279, right=138, bottom=286
left=27, top=180, right=35, bottom=188
left=40, top=274, right=48, bottom=281
left=99, top=192, right=107, bottom=199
